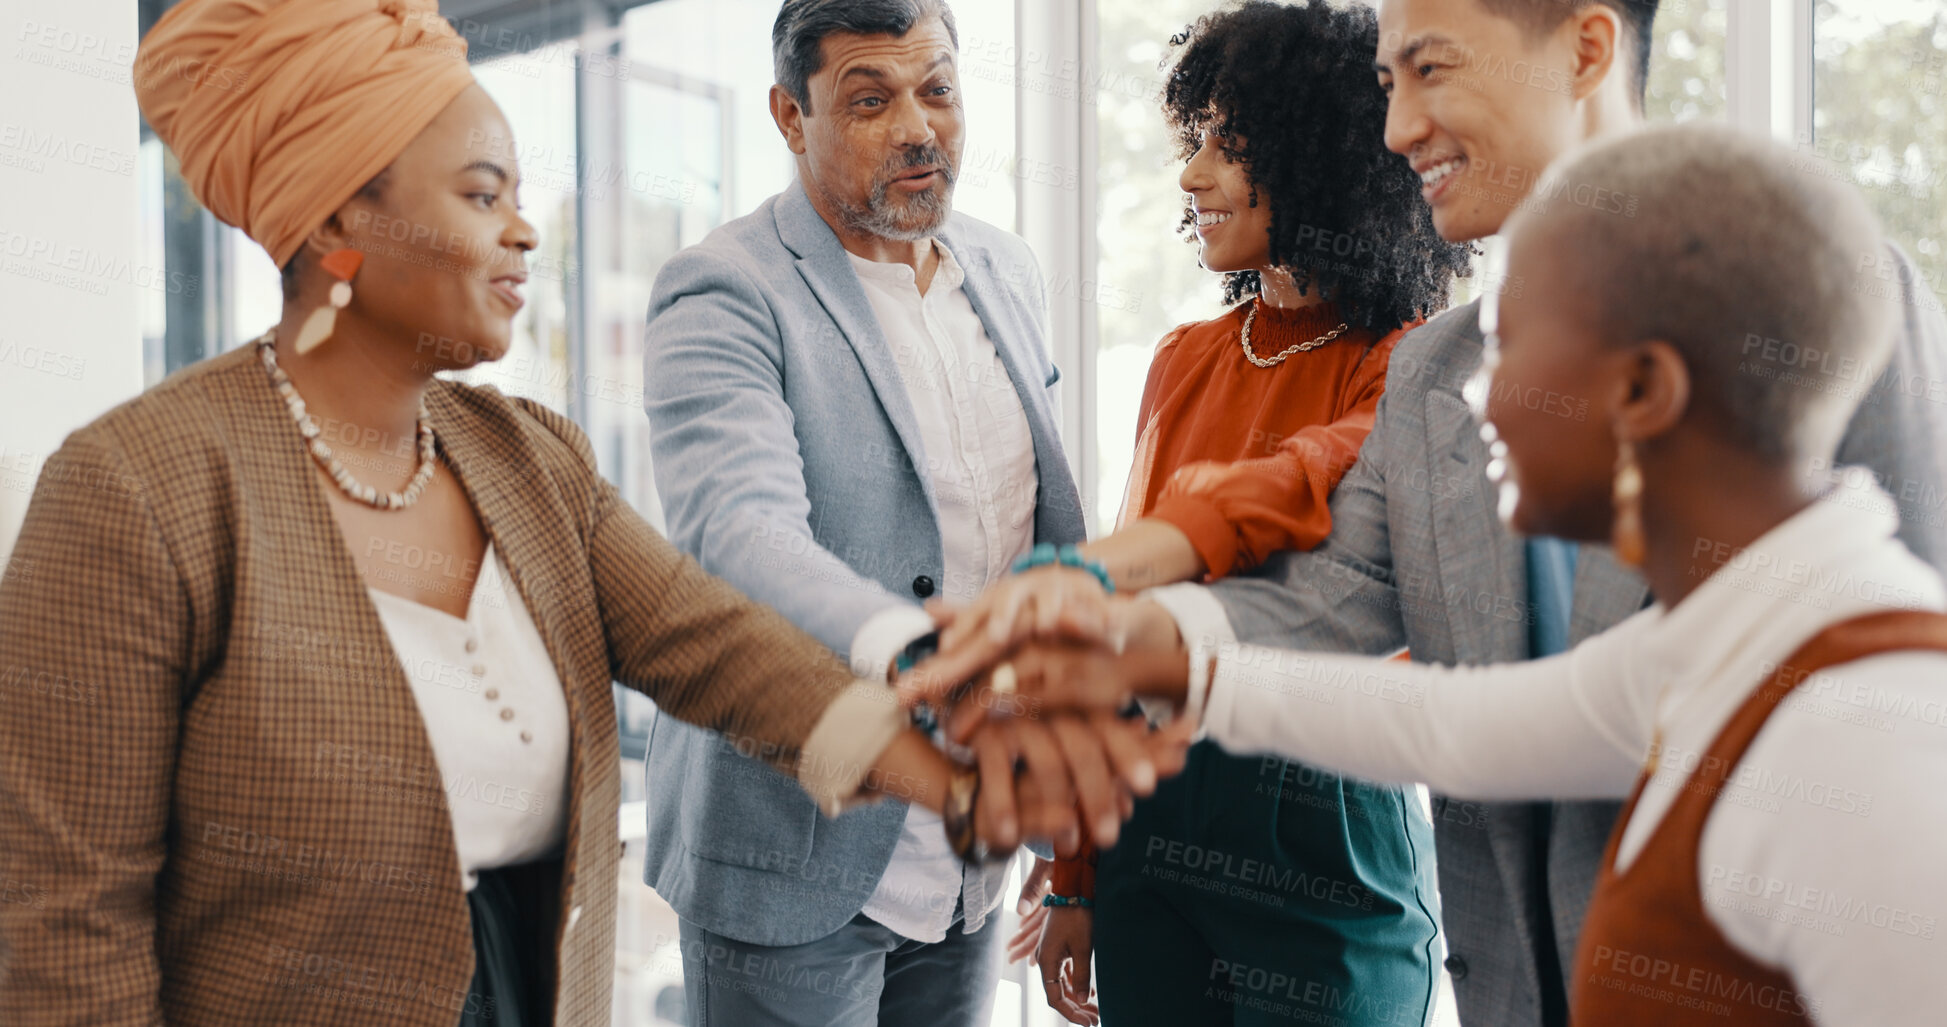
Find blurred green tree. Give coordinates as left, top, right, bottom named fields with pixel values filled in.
left=1814, top=2, right=1946, bottom=307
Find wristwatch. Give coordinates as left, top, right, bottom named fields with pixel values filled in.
left=892, top=629, right=941, bottom=677
left=896, top=630, right=943, bottom=734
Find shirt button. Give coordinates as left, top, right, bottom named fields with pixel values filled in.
left=520, top=730, right=533, bottom=744
left=1444, top=955, right=1468, bottom=981
left=912, top=575, right=935, bottom=598
left=499, top=708, right=515, bottom=722
left=464, top=638, right=478, bottom=653
left=484, top=688, right=500, bottom=701
left=471, top=663, right=487, bottom=676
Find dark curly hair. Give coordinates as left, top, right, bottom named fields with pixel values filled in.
left=1162, top=0, right=1472, bottom=331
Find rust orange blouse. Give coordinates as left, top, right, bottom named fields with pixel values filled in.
left=1050, top=299, right=1408, bottom=901
left=1120, top=298, right=1404, bottom=576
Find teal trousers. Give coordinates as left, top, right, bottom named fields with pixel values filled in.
left=1094, top=741, right=1441, bottom=1026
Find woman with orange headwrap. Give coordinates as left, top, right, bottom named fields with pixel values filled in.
left=0, top=2, right=1187, bottom=1024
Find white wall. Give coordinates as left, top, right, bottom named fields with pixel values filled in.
left=0, top=9, right=147, bottom=560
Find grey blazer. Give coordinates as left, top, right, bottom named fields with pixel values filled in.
left=1207, top=245, right=1947, bottom=1026
left=638, top=181, right=1086, bottom=946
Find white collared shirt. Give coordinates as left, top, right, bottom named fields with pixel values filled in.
left=1153, top=472, right=1947, bottom=1024
left=367, top=543, right=571, bottom=891
left=843, top=240, right=1040, bottom=943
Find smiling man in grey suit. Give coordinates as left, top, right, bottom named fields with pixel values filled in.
left=637, top=0, right=1085, bottom=1024
left=1109, top=1, right=1947, bottom=1025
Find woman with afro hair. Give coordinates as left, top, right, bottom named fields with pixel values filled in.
left=954, top=2, right=1471, bottom=1023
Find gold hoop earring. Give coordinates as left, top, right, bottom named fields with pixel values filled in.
left=1612, top=435, right=1646, bottom=567
left=293, top=248, right=364, bottom=354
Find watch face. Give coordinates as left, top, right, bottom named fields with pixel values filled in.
left=905, top=630, right=942, bottom=661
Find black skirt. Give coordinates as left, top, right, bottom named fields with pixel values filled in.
left=460, top=859, right=563, bottom=1027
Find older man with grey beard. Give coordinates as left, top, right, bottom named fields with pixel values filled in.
left=636, top=0, right=1088, bottom=1023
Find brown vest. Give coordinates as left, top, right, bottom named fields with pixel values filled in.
left=1572, top=610, right=1947, bottom=1026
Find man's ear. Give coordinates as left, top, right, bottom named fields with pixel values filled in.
left=1565, top=4, right=1622, bottom=104
left=771, top=84, right=808, bottom=155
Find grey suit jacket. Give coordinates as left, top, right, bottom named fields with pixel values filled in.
left=1208, top=245, right=1947, bottom=1026
left=638, top=181, right=1086, bottom=946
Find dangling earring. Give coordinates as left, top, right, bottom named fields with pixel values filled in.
left=1611, top=433, right=1646, bottom=567
left=293, top=248, right=365, bottom=355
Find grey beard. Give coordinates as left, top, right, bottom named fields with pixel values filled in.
left=835, top=171, right=955, bottom=242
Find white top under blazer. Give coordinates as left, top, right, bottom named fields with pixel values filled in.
left=1152, top=474, right=1947, bottom=1025
left=367, top=542, right=571, bottom=891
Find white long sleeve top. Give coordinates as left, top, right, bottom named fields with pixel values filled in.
left=1152, top=476, right=1947, bottom=1025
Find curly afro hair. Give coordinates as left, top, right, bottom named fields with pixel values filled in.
left=1162, top=0, right=1473, bottom=331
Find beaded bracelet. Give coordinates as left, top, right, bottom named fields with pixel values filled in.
left=1011, top=542, right=1115, bottom=595
left=1041, top=894, right=1094, bottom=909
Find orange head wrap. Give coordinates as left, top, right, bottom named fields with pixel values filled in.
left=134, top=0, right=476, bottom=270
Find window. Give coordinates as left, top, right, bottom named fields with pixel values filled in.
left=445, top=43, right=582, bottom=421
left=1814, top=0, right=1947, bottom=308
left=1091, top=1, right=1231, bottom=534
left=1646, top=0, right=1730, bottom=124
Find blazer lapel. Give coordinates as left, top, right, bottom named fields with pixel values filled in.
left=941, top=233, right=1083, bottom=542
left=1422, top=387, right=1527, bottom=665
left=423, top=390, right=589, bottom=740
left=944, top=236, right=1055, bottom=436
left=219, top=351, right=414, bottom=696
left=214, top=348, right=466, bottom=868
left=775, top=182, right=938, bottom=516
left=1422, top=376, right=1545, bottom=968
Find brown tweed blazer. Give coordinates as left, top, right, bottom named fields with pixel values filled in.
left=0, top=343, right=876, bottom=1025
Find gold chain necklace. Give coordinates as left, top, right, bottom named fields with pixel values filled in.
left=1239, top=304, right=1351, bottom=367
left=256, top=329, right=438, bottom=511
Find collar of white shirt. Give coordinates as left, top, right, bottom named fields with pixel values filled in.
left=845, top=238, right=965, bottom=294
